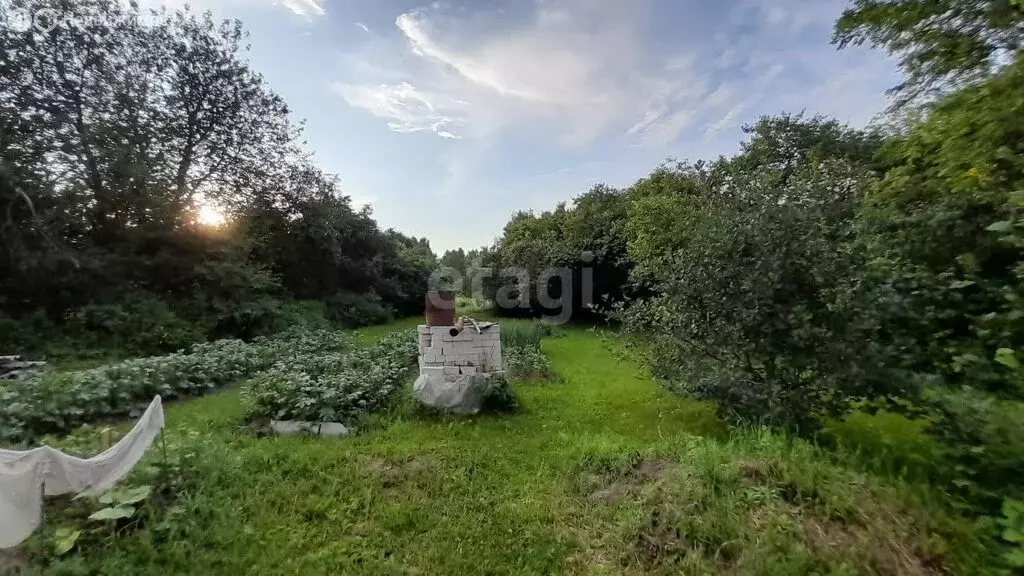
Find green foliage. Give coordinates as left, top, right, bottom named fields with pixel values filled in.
left=17, top=327, right=1000, bottom=575
left=86, top=486, right=152, bottom=522
left=0, top=0, right=437, bottom=352
left=503, top=346, right=554, bottom=380
left=240, top=329, right=418, bottom=423
left=925, top=389, right=1024, bottom=510
left=489, top=185, right=632, bottom=317
left=618, top=115, right=894, bottom=431
left=29, top=422, right=212, bottom=566
left=478, top=373, right=518, bottom=413
left=499, top=321, right=557, bottom=350
left=0, top=330, right=361, bottom=442
left=324, top=291, right=395, bottom=328
left=999, top=499, right=1024, bottom=568
left=69, top=296, right=207, bottom=356
left=834, top=0, right=1024, bottom=104
left=858, top=55, right=1024, bottom=400
left=454, top=294, right=492, bottom=314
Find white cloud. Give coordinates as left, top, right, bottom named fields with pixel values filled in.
left=333, top=81, right=466, bottom=138
left=337, top=0, right=897, bottom=148
left=355, top=22, right=370, bottom=33
left=133, top=0, right=326, bottom=18
left=279, top=0, right=325, bottom=17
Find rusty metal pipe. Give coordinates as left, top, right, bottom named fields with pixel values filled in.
left=449, top=317, right=465, bottom=337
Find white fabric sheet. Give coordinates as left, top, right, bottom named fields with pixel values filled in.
left=0, top=396, right=165, bottom=548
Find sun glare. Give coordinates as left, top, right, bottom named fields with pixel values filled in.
left=197, top=204, right=226, bottom=226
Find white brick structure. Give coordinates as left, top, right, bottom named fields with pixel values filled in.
left=417, top=324, right=503, bottom=381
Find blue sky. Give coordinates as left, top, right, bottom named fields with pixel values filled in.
left=140, top=0, right=899, bottom=253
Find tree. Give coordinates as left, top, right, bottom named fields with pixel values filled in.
left=620, top=116, right=894, bottom=430
left=489, top=185, right=632, bottom=319
left=857, top=54, right=1024, bottom=399
left=0, top=0, right=439, bottom=353
left=834, top=0, right=1024, bottom=105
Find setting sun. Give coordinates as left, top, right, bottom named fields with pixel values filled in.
left=196, top=203, right=226, bottom=226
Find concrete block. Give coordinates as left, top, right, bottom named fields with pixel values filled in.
left=271, top=421, right=351, bottom=437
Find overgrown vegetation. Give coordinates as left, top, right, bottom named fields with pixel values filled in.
left=481, top=0, right=1024, bottom=533
left=500, top=321, right=557, bottom=380
left=3, top=0, right=1024, bottom=573
left=13, top=328, right=1004, bottom=575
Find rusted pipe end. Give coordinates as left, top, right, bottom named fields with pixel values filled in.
left=449, top=317, right=465, bottom=337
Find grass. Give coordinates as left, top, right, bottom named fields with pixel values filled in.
left=20, top=323, right=999, bottom=575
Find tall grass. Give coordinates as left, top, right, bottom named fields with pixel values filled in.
left=500, top=322, right=548, bottom=350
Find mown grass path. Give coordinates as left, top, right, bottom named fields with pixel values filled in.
left=58, top=327, right=990, bottom=575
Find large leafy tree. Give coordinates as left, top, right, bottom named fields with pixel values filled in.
left=490, top=185, right=631, bottom=317
left=0, top=0, right=437, bottom=346
left=621, top=115, right=892, bottom=430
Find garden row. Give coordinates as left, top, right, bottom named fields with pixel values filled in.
left=240, top=329, right=419, bottom=423
left=240, top=322, right=558, bottom=423
left=0, top=329, right=356, bottom=444
left=0, top=321, right=560, bottom=445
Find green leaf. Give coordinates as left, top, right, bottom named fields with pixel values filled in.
left=117, top=485, right=152, bottom=505
left=1006, top=548, right=1024, bottom=568
left=53, top=528, right=81, bottom=556
left=986, top=220, right=1013, bottom=233
left=949, top=279, right=975, bottom=289
left=1003, top=529, right=1024, bottom=544
left=98, top=492, right=115, bottom=505
left=995, top=348, right=1021, bottom=369
left=88, top=505, right=135, bottom=521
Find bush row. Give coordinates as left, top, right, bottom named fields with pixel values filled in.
left=0, top=330, right=356, bottom=443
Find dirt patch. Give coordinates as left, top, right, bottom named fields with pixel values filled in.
left=0, top=549, right=29, bottom=575
left=635, top=458, right=672, bottom=479
left=581, top=458, right=676, bottom=504
left=364, top=456, right=434, bottom=488
left=739, top=459, right=778, bottom=484
left=633, top=505, right=688, bottom=570
left=800, top=516, right=943, bottom=576
left=588, top=483, right=627, bottom=503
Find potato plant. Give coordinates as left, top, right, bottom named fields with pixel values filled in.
left=241, top=329, right=418, bottom=423
left=0, top=330, right=357, bottom=443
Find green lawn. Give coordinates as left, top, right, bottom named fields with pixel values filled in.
left=26, top=324, right=994, bottom=575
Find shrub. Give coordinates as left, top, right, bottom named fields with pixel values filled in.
left=70, top=296, right=207, bottom=356
left=503, top=345, right=554, bottom=380
left=479, top=373, right=518, bottom=413
left=619, top=135, right=896, bottom=432
left=0, top=311, right=58, bottom=356
left=925, top=389, right=1024, bottom=513
left=455, top=295, right=493, bottom=314
left=324, top=292, right=394, bottom=328
left=240, top=329, right=418, bottom=423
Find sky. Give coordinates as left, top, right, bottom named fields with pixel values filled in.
left=137, top=0, right=899, bottom=253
